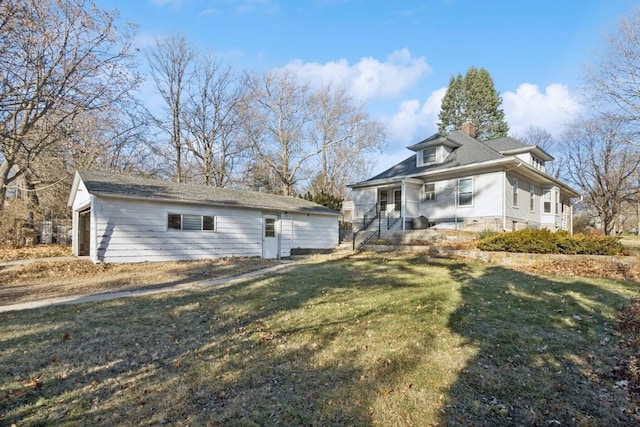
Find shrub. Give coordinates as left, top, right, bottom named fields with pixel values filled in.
left=477, top=229, right=497, bottom=240
left=477, top=228, right=624, bottom=255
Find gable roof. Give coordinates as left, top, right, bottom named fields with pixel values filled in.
left=69, top=170, right=339, bottom=216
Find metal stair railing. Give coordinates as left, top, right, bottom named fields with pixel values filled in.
left=386, top=207, right=402, bottom=230
left=352, top=203, right=379, bottom=250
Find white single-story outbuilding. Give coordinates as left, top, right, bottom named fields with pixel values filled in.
left=68, top=170, right=340, bottom=263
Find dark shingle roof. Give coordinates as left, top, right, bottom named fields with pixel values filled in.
left=77, top=170, right=339, bottom=216
left=483, top=137, right=530, bottom=152
left=358, top=131, right=505, bottom=183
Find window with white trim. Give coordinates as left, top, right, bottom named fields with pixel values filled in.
left=422, top=146, right=437, bottom=164
left=512, top=178, right=519, bottom=208
left=543, top=189, right=552, bottom=214
left=423, top=183, right=436, bottom=201
left=168, top=213, right=215, bottom=231
left=529, top=184, right=536, bottom=211
left=458, top=178, right=473, bottom=206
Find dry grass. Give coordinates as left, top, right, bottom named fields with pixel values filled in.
left=0, top=257, right=279, bottom=305
left=0, top=244, right=71, bottom=261
left=1, top=252, right=639, bottom=426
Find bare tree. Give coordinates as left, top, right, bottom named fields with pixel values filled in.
left=561, top=116, right=640, bottom=235
left=146, top=33, right=196, bottom=183
left=586, top=9, right=640, bottom=137
left=0, top=0, right=140, bottom=225
left=182, top=57, right=244, bottom=187
left=309, top=84, right=385, bottom=197
left=240, top=69, right=315, bottom=196
left=514, top=125, right=562, bottom=178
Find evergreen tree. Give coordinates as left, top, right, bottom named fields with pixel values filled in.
left=437, top=67, right=509, bottom=141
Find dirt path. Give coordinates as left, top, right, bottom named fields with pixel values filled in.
left=0, top=257, right=282, bottom=306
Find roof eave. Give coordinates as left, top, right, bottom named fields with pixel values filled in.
left=90, top=191, right=340, bottom=216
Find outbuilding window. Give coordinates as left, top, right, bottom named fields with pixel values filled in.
left=168, top=214, right=215, bottom=231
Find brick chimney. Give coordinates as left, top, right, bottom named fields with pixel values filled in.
left=461, top=122, right=476, bottom=138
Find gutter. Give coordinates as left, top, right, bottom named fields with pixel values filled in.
left=91, top=192, right=341, bottom=217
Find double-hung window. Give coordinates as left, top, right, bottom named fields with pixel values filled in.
left=529, top=185, right=536, bottom=211
left=543, top=189, right=552, bottom=214
left=512, top=178, right=519, bottom=208
left=422, top=146, right=437, bottom=164
left=168, top=214, right=215, bottom=231
left=423, top=183, right=436, bottom=201
left=458, top=178, right=473, bottom=206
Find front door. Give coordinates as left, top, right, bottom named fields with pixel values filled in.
left=393, top=189, right=402, bottom=212
left=262, top=214, right=279, bottom=259
left=78, top=208, right=91, bottom=256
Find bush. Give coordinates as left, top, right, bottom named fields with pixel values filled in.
left=477, top=228, right=624, bottom=255
left=477, top=229, right=497, bottom=240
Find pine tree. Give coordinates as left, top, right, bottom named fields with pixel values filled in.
left=437, top=67, right=509, bottom=141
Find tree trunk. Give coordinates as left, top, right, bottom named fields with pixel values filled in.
left=0, top=160, right=15, bottom=229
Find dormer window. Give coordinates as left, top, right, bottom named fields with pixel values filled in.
left=418, top=146, right=442, bottom=166
left=422, top=146, right=437, bottom=164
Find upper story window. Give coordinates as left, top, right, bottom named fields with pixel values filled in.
left=418, top=147, right=442, bottom=166
left=422, top=146, right=437, bottom=164
left=532, top=156, right=545, bottom=172
left=168, top=213, right=215, bottom=231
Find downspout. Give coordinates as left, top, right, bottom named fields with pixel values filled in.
left=401, top=180, right=406, bottom=231
left=502, top=171, right=506, bottom=231
left=570, top=203, right=573, bottom=235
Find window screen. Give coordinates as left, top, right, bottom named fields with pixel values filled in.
left=168, top=214, right=215, bottom=231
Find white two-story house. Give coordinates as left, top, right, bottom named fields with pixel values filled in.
left=347, top=124, right=580, bottom=234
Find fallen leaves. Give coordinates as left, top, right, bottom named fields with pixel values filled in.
left=511, top=259, right=640, bottom=282
left=0, top=244, right=71, bottom=261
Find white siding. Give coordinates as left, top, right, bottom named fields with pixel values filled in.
left=351, top=187, right=377, bottom=223
left=71, top=180, right=91, bottom=210
left=419, top=172, right=503, bottom=220
left=405, top=182, right=421, bottom=220
left=280, top=213, right=293, bottom=258
left=79, top=196, right=337, bottom=263
left=92, top=197, right=262, bottom=263
left=505, top=174, right=540, bottom=227
left=290, top=214, right=338, bottom=251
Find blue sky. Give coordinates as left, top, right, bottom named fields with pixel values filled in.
left=96, top=0, right=638, bottom=172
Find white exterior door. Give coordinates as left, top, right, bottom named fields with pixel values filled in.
left=262, top=214, right=279, bottom=259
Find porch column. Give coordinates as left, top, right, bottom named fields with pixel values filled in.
left=401, top=180, right=406, bottom=230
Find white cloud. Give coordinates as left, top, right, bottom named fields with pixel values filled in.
left=502, top=83, right=582, bottom=138
left=373, top=82, right=582, bottom=175
left=382, top=87, right=446, bottom=145
left=283, top=48, right=431, bottom=102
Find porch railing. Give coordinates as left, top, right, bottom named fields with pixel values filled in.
left=386, top=207, right=402, bottom=230
left=353, top=203, right=379, bottom=250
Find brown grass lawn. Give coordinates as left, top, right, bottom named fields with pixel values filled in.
left=1, top=252, right=640, bottom=426
left=0, top=257, right=280, bottom=305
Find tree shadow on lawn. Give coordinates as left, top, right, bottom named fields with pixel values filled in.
left=440, top=262, right=639, bottom=426
left=4, top=254, right=637, bottom=426
left=0, top=254, right=454, bottom=426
